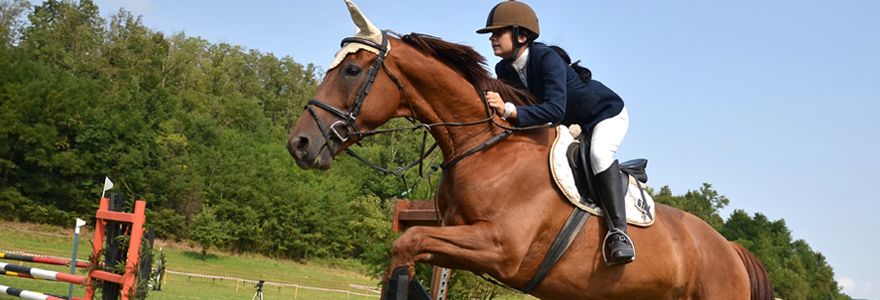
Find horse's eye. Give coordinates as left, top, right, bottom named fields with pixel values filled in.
left=346, top=66, right=361, bottom=76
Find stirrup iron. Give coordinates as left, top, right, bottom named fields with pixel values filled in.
left=601, top=229, right=635, bottom=266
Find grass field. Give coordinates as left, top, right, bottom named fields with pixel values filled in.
left=0, top=221, right=380, bottom=300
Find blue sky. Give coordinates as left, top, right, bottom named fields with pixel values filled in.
left=92, top=0, right=880, bottom=298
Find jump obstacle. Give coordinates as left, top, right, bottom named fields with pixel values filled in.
left=85, top=192, right=148, bottom=300
left=0, top=190, right=151, bottom=300
left=392, top=199, right=450, bottom=300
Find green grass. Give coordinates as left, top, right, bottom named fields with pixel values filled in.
left=0, top=221, right=380, bottom=300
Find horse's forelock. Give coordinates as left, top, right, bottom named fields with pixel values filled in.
left=396, top=32, right=537, bottom=107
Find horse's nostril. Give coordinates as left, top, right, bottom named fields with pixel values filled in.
left=295, top=136, right=309, bottom=152
left=287, top=136, right=309, bottom=158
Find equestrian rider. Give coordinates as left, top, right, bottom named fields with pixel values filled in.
left=478, top=0, right=635, bottom=266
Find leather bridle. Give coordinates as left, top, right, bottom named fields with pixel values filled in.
left=305, top=31, right=394, bottom=150
left=304, top=30, right=442, bottom=184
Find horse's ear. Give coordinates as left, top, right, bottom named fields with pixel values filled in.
left=344, top=0, right=381, bottom=42
left=329, top=0, right=388, bottom=71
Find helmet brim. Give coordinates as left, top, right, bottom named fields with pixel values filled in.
left=476, top=24, right=508, bottom=34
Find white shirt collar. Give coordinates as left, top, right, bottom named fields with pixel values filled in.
left=513, top=48, right=529, bottom=87
left=512, top=47, right=529, bottom=73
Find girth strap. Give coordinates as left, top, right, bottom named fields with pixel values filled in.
left=519, top=207, right=590, bottom=293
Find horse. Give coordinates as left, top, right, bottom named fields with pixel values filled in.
left=287, top=2, right=773, bottom=299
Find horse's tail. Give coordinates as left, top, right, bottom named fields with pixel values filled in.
left=729, top=241, right=775, bottom=300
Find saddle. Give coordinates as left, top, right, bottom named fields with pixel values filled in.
left=550, top=126, right=656, bottom=226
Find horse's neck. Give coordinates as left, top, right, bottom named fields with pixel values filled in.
left=408, top=72, right=502, bottom=161
left=396, top=54, right=503, bottom=162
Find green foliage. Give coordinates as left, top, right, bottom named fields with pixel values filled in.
left=360, top=232, right=398, bottom=281
left=653, top=183, right=728, bottom=230
left=345, top=195, right=392, bottom=257
left=0, top=0, right=29, bottom=46
left=189, top=205, right=230, bottom=260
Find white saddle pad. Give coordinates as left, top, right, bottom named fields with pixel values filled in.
left=549, top=126, right=656, bottom=227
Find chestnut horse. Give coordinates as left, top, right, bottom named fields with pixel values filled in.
left=287, top=6, right=773, bottom=300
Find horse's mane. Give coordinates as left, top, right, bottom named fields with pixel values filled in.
left=395, top=32, right=538, bottom=107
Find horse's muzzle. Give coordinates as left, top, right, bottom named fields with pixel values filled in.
left=287, top=134, right=332, bottom=170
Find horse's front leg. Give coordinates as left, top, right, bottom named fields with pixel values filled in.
left=390, top=221, right=523, bottom=283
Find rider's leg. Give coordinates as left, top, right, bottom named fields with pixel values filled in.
left=590, top=107, right=634, bottom=266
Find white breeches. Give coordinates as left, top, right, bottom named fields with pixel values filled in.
left=590, top=107, right=629, bottom=175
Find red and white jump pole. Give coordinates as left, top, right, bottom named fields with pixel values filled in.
left=0, top=284, right=84, bottom=300
left=0, top=253, right=89, bottom=268
left=0, top=262, right=87, bottom=285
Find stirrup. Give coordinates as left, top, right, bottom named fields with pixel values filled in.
left=602, top=229, right=635, bottom=266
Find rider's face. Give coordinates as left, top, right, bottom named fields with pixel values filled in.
left=489, top=28, right=518, bottom=59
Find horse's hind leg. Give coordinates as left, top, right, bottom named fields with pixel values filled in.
left=390, top=222, right=522, bottom=282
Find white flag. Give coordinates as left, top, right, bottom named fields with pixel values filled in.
left=101, top=177, right=114, bottom=199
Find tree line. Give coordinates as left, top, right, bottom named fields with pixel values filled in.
left=0, top=1, right=850, bottom=299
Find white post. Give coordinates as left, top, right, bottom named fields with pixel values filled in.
left=69, top=218, right=86, bottom=299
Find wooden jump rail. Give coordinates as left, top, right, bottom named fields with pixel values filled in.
left=84, top=196, right=146, bottom=300
left=392, top=199, right=450, bottom=300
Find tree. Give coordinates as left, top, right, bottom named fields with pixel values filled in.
left=21, top=0, right=105, bottom=75
left=344, top=195, right=391, bottom=257
left=189, top=205, right=229, bottom=260
left=0, top=0, right=29, bottom=47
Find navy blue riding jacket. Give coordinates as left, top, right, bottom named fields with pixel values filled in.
left=495, top=42, right=624, bottom=128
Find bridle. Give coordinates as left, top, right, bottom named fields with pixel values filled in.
left=303, top=31, right=556, bottom=185
left=304, top=30, right=443, bottom=190
left=305, top=31, right=395, bottom=149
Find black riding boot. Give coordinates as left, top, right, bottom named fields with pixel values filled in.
left=594, top=160, right=635, bottom=266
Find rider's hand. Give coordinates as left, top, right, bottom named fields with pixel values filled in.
left=486, top=91, right=516, bottom=119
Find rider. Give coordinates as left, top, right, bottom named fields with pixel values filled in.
left=478, top=0, right=635, bottom=266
